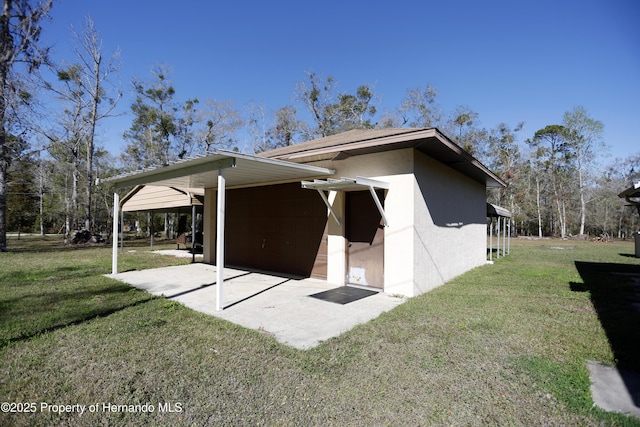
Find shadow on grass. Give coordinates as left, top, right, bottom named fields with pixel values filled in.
left=0, top=286, right=155, bottom=349
left=620, top=253, right=640, bottom=258
left=571, top=259, right=640, bottom=407
left=5, top=235, right=178, bottom=254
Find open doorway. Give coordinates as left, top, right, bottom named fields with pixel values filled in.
left=345, top=190, right=385, bottom=288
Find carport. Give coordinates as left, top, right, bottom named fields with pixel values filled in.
left=119, top=185, right=204, bottom=258
left=105, top=150, right=335, bottom=310
left=487, top=203, right=511, bottom=261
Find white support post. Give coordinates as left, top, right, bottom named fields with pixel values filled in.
left=507, top=219, right=511, bottom=255
left=216, top=171, right=226, bottom=311
left=489, top=218, right=493, bottom=262
left=120, top=209, right=124, bottom=253
left=111, top=192, right=119, bottom=275
left=191, top=203, right=196, bottom=264
left=497, top=217, right=501, bottom=259
left=503, top=216, right=507, bottom=257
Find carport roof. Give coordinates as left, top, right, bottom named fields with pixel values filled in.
left=104, top=150, right=336, bottom=189
left=618, top=182, right=640, bottom=204
left=487, top=203, right=512, bottom=218
left=120, top=185, right=204, bottom=213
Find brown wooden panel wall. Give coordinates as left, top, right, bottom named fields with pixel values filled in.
left=225, top=183, right=328, bottom=278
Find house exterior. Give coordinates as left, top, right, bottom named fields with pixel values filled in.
left=107, top=128, right=505, bottom=299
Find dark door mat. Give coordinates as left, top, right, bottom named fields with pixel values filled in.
left=310, top=286, right=378, bottom=305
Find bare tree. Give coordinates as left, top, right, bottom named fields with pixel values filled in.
left=443, top=105, right=489, bottom=160
left=261, top=105, right=305, bottom=151
left=295, top=71, right=337, bottom=138
left=198, top=98, right=243, bottom=153
left=0, top=0, right=52, bottom=251
left=295, top=71, right=376, bottom=138
left=44, top=85, right=85, bottom=234
left=397, top=85, right=442, bottom=128
left=563, top=106, right=605, bottom=235
left=43, top=16, right=120, bottom=233
left=528, top=125, right=573, bottom=238
left=71, top=16, right=121, bottom=231
left=246, top=101, right=268, bottom=153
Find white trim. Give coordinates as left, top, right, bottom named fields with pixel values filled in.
left=301, top=176, right=390, bottom=227
left=301, top=176, right=389, bottom=191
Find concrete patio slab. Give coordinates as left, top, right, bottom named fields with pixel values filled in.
left=588, top=360, right=640, bottom=419
left=108, top=263, right=405, bottom=349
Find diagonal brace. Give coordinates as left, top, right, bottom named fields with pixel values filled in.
left=316, top=189, right=341, bottom=225
left=367, top=185, right=389, bottom=227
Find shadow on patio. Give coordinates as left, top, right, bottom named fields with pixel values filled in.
left=108, top=264, right=405, bottom=350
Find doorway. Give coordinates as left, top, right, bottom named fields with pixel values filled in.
left=345, top=190, right=385, bottom=288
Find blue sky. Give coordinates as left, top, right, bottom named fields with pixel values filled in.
left=41, top=0, right=639, bottom=162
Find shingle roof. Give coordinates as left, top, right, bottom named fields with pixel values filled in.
left=259, top=128, right=421, bottom=160
left=260, top=127, right=506, bottom=188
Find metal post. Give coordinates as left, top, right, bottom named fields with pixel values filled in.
left=507, top=219, right=511, bottom=255
left=111, top=192, right=119, bottom=275
left=497, top=217, right=501, bottom=259
left=216, top=171, right=226, bottom=311
left=191, top=203, right=196, bottom=263
left=503, top=216, right=507, bottom=257
left=120, top=209, right=124, bottom=253
left=489, top=218, right=493, bottom=262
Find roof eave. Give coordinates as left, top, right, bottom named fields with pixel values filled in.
left=265, top=128, right=506, bottom=188
left=103, top=150, right=336, bottom=190
left=618, top=182, right=640, bottom=201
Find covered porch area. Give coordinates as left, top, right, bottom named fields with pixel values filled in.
left=105, top=150, right=337, bottom=311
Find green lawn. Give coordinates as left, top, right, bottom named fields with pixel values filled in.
left=1, top=235, right=639, bottom=426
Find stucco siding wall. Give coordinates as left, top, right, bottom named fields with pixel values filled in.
left=381, top=173, right=415, bottom=296
left=412, top=150, right=486, bottom=295
left=310, top=149, right=415, bottom=292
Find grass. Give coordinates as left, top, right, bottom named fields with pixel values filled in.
left=1, top=235, right=639, bottom=425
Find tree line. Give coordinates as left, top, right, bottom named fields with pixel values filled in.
left=1, top=0, right=639, bottom=251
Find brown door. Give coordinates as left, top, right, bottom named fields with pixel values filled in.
left=346, top=190, right=384, bottom=288
left=310, top=223, right=329, bottom=279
